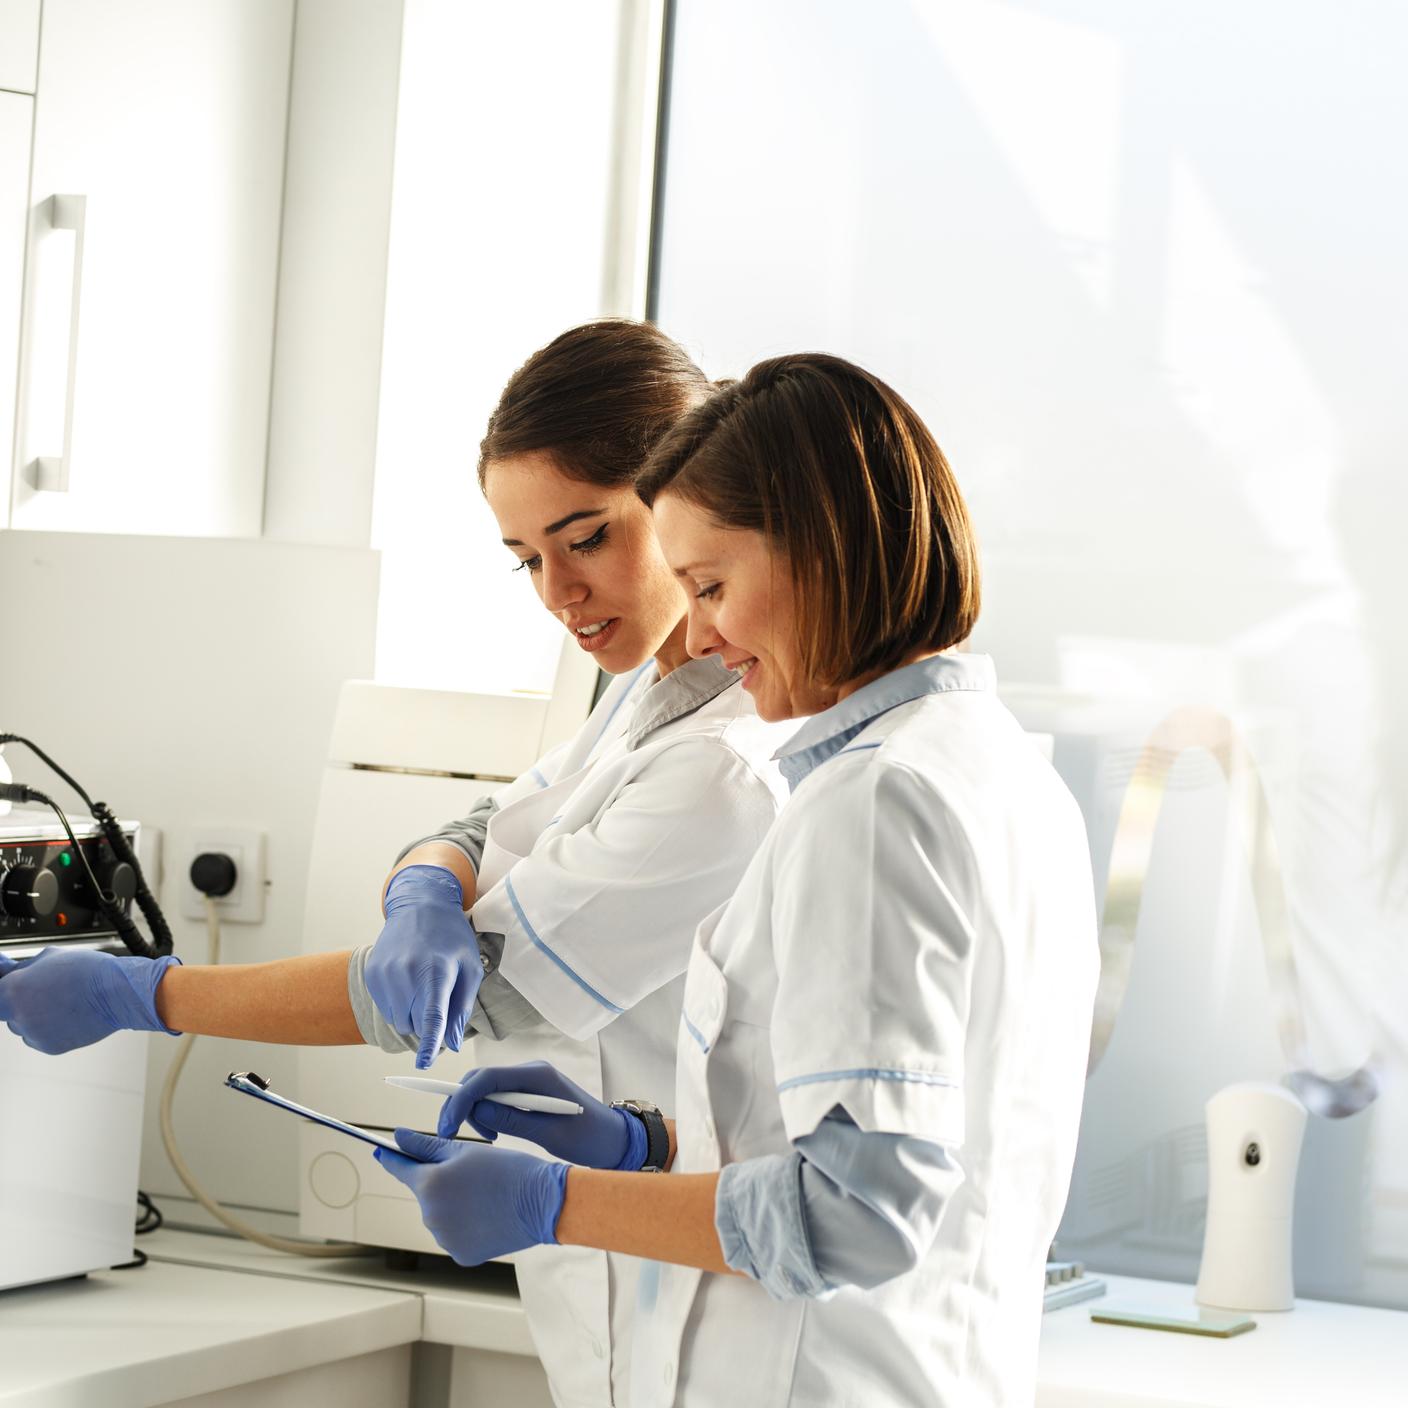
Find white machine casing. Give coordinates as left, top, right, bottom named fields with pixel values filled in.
left=0, top=808, right=148, bottom=1292
left=297, top=641, right=599, bottom=1252
left=1196, top=1081, right=1308, bottom=1312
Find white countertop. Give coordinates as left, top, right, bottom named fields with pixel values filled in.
left=3, top=1231, right=1403, bottom=1407
left=1039, top=1273, right=1408, bottom=1407
left=0, top=1251, right=420, bottom=1408
left=144, top=1227, right=538, bottom=1355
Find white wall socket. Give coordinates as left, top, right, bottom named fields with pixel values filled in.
left=178, top=828, right=267, bottom=924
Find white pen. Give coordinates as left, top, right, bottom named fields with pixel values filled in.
left=384, top=1074, right=583, bottom=1116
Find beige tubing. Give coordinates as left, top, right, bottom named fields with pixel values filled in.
left=157, top=897, right=365, bottom=1257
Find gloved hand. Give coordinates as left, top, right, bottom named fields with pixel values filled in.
left=366, top=865, right=485, bottom=1069
left=437, top=1059, right=647, bottom=1172
left=374, top=1128, right=568, bottom=1265
left=0, top=948, right=181, bottom=1054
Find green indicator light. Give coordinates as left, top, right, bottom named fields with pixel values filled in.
left=60, top=852, right=72, bottom=867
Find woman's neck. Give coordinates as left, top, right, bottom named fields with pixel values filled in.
left=653, top=618, right=692, bottom=679
left=834, top=649, right=945, bottom=704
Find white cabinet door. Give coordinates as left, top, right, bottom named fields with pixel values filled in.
left=11, top=0, right=294, bottom=537
left=0, top=0, right=40, bottom=94
left=0, top=91, right=31, bottom=522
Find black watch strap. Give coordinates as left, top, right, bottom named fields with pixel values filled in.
left=612, top=1099, right=668, bottom=1172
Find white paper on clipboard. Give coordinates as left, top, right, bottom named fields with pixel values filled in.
left=225, top=1072, right=428, bottom=1159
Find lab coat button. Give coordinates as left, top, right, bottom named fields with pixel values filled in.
left=591, top=1337, right=605, bottom=1359
left=663, top=1362, right=674, bottom=1384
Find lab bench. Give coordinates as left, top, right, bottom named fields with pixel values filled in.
left=1, top=1230, right=1403, bottom=1406
left=0, top=1228, right=553, bottom=1408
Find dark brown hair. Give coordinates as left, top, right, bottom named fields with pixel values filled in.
left=478, top=320, right=712, bottom=489
left=636, top=353, right=981, bottom=686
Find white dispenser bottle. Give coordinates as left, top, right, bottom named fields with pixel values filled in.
left=1196, top=1081, right=1307, bottom=1312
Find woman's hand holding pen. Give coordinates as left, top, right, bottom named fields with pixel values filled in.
left=438, top=1060, right=648, bottom=1171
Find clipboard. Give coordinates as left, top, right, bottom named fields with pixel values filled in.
left=225, top=1070, right=429, bottom=1160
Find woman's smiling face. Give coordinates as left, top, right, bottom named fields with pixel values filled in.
left=484, top=451, right=690, bottom=675
left=650, top=490, right=838, bottom=721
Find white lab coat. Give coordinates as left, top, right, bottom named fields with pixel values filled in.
left=467, top=661, right=792, bottom=1408
left=634, top=660, right=1099, bottom=1407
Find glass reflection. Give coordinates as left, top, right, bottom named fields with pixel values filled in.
left=656, top=0, right=1408, bottom=1307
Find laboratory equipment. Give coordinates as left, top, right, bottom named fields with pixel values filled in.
left=1197, top=1082, right=1307, bottom=1312
left=1043, top=1259, right=1106, bottom=1312
left=0, top=731, right=172, bottom=959
left=0, top=803, right=141, bottom=948
left=0, top=732, right=174, bottom=1290
left=0, top=805, right=148, bottom=1291
left=297, top=637, right=599, bottom=1252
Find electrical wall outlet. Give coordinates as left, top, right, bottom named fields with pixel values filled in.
left=178, top=828, right=266, bottom=924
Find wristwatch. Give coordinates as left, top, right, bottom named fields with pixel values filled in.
left=611, top=1099, right=669, bottom=1172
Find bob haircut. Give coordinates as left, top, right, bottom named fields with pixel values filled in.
left=635, top=353, right=981, bottom=687
left=478, top=319, right=712, bottom=490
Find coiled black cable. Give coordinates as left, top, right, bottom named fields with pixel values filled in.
left=135, top=1190, right=164, bottom=1235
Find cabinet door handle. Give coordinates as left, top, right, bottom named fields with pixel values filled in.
left=28, top=193, right=88, bottom=493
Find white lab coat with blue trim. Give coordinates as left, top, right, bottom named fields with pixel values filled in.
left=635, top=655, right=1099, bottom=1407
left=467, top=661, right=791, bottom=1408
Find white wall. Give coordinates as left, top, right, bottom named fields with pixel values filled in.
left=0, top=531, right=379, bottom=1217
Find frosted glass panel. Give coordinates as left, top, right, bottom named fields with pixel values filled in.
left=656, top=0, right=1408, bottom=1307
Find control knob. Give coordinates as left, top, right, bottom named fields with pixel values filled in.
left=75, top=861, right=137, bottom=907
left=0, top=865, right=59, bottom=919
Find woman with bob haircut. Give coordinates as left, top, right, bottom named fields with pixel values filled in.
left=0, top=321, right=796, bottom=1408
left=376, top=352, right=1101, bottom=1406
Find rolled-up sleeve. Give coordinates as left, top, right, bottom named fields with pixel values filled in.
left=715, top=1109, right=961, bottom=1300
left=472, top=739, right=780, bottom=1042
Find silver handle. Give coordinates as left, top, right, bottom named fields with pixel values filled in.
left=28, top=193, right=88, bottom=493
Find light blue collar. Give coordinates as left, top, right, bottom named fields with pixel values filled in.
left=775, top=652, right=996, bottom=791
left=626, top=655, right=740, bottom=750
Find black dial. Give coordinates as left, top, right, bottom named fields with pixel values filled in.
left=1, top=865, right=60, bottom=919
left=79, top=861, right=136, bottom=906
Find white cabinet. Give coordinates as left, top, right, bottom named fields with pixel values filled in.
left=0, top=1, right=40, bottom=94
left=0, top=91, right=30, bottom=506
left=10, top=0, right=294, bottom=536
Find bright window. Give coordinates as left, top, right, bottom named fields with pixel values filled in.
left=370, top=0, right=629, bottom=697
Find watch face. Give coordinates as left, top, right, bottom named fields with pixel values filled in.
left=615, top=1099, right=661, bottom=1116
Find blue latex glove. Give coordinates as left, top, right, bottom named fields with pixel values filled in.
left=366, top=865, right=485, bottom=1069
left=374, top=1127, right=568, bottom=1265
left=437, top=1059, right=647, bottom=1172
left=0, top=948, right=181, bottom=1054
